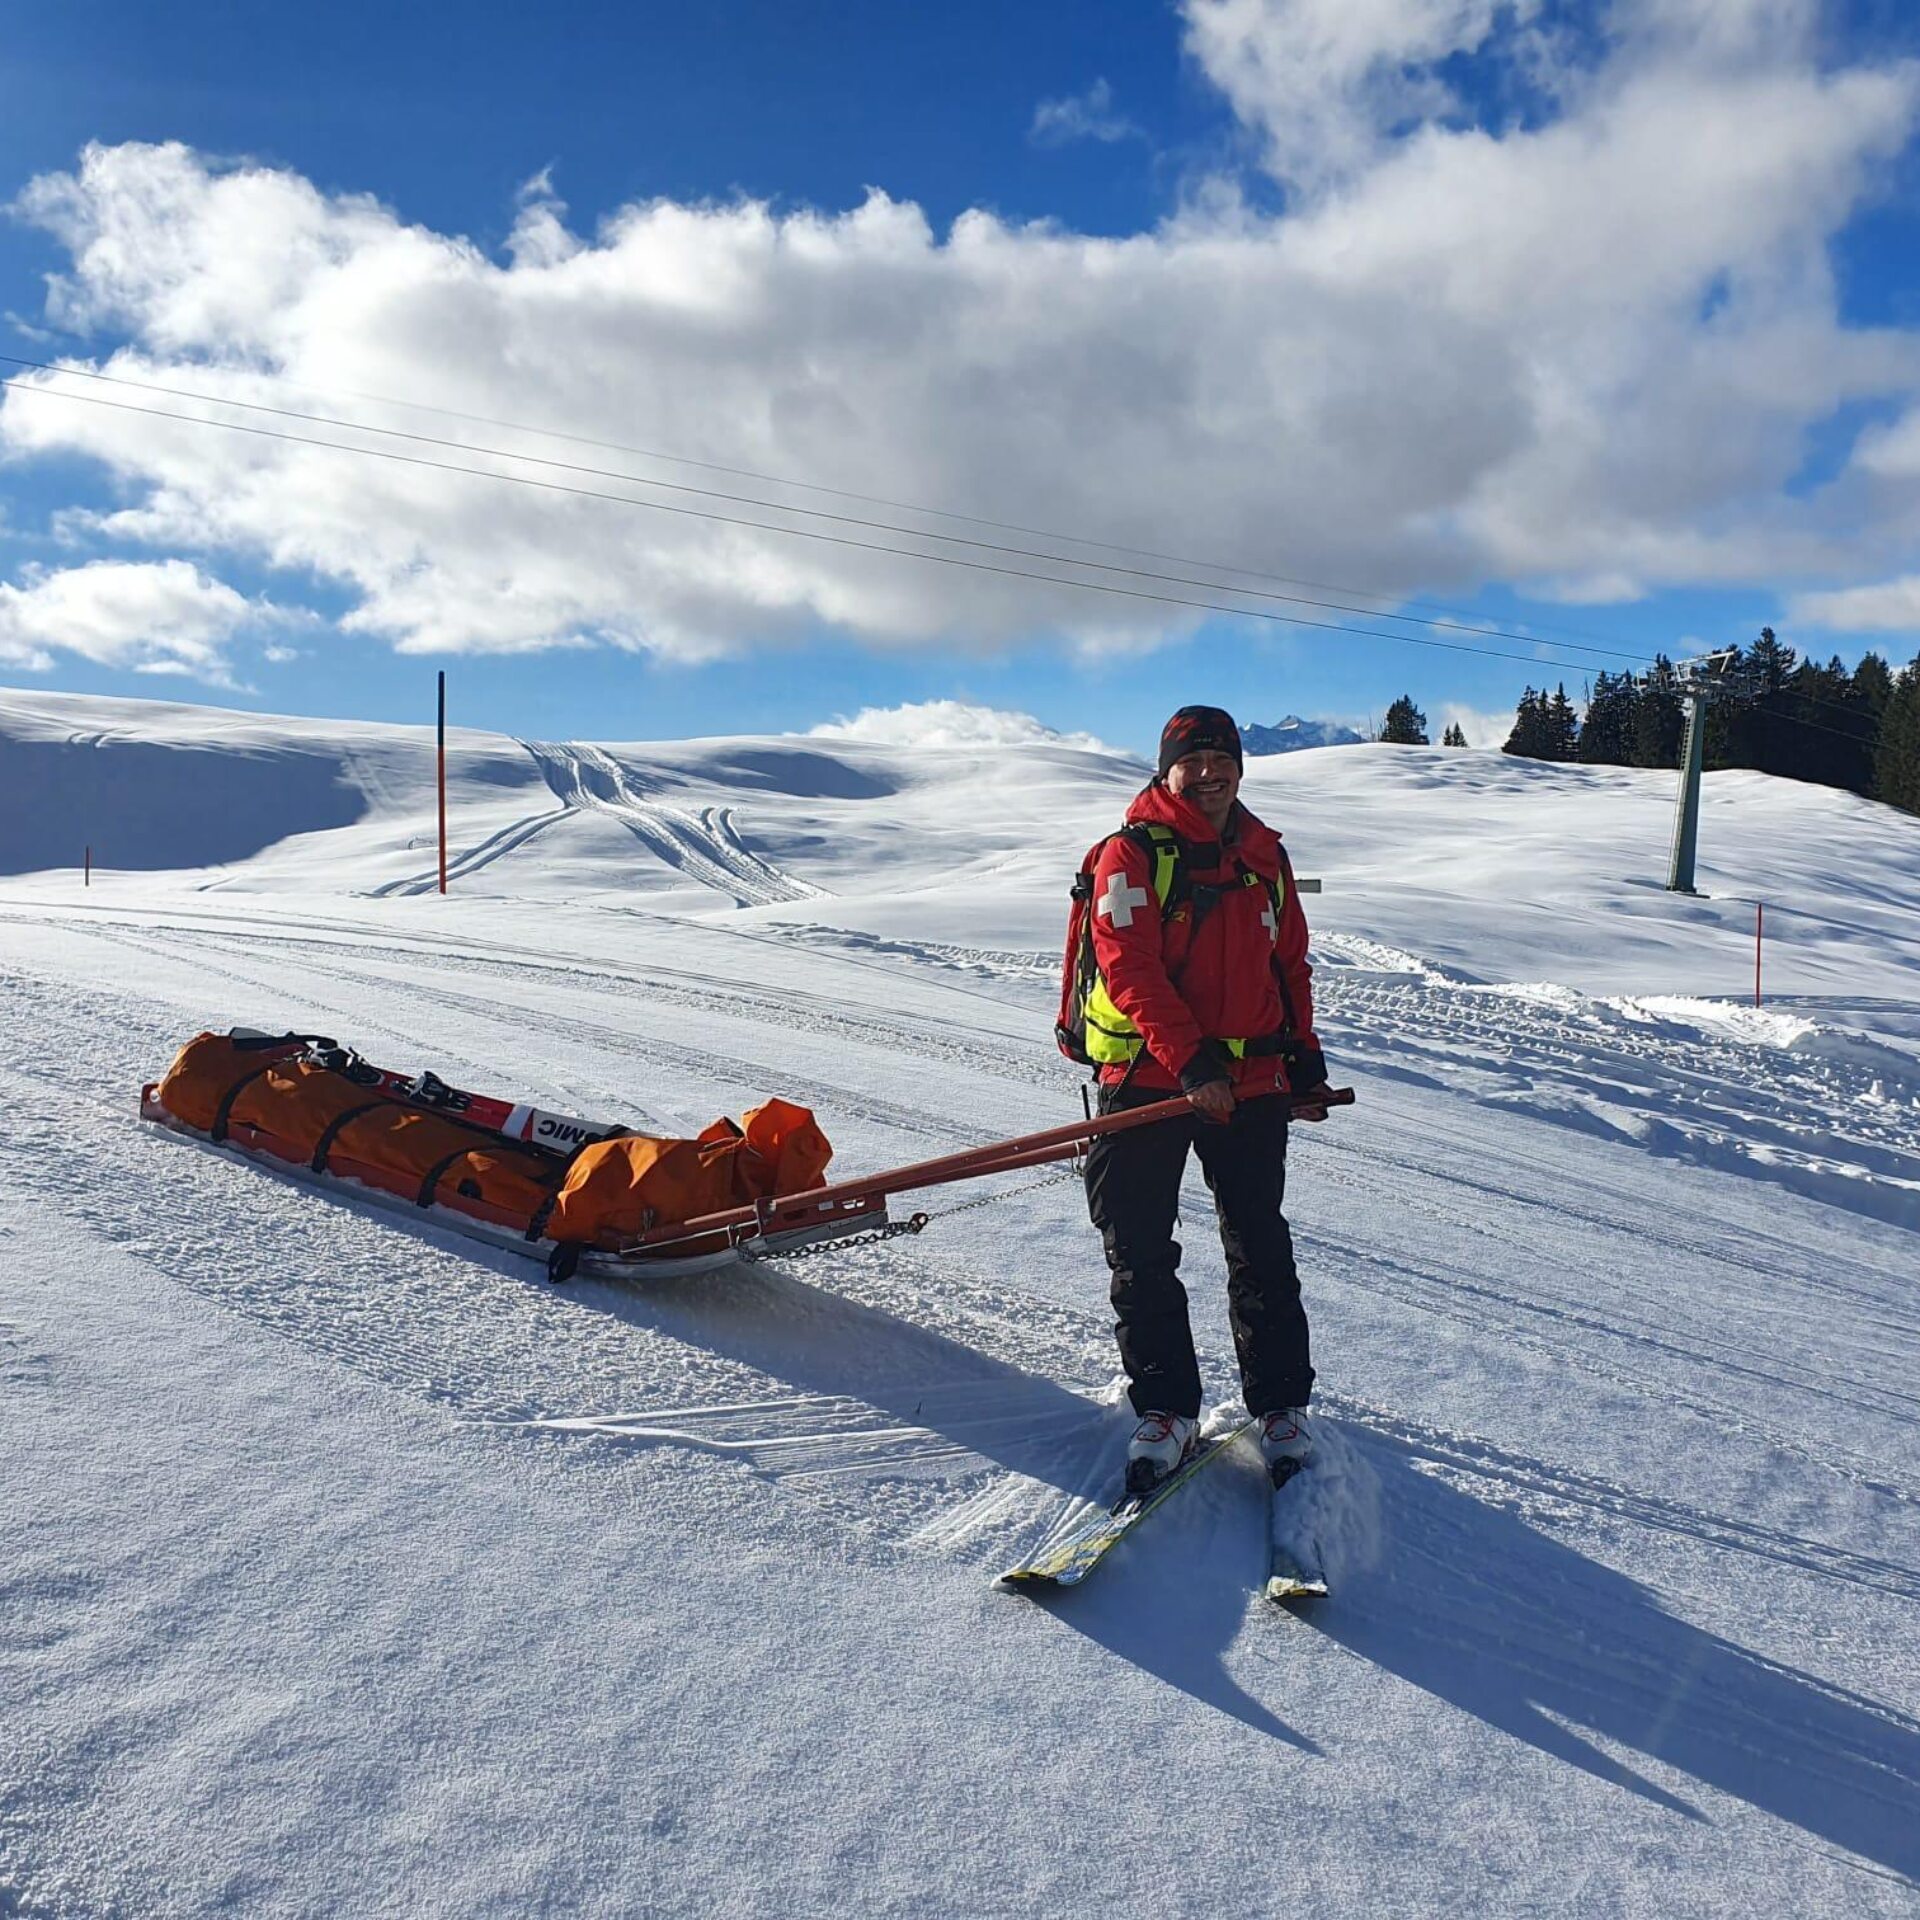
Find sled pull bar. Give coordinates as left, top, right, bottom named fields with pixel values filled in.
left=618, top=1086, right=1354, bottom=1253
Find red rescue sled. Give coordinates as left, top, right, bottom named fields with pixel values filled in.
left=141, top=1029, right=1351, bottom=1281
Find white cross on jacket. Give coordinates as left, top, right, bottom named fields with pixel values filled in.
left=1097, top=870, right=1152, bottom=929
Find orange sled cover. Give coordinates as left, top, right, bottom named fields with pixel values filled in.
left=151, top=1032, right=832, bottom=1250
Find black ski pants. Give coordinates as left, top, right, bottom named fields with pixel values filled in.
left=1084, top=1084, right=1313, bottom=1421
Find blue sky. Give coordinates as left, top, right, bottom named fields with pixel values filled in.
left=3, top=0, right=1919, bottom=756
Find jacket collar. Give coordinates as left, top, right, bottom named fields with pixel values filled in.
left=1123, top=779, right=1280, bottom=863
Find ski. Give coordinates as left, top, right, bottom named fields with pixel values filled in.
left=1265, top=1456, right=1329, bottom=1603
left=998, top=1416, right=1255, bottom=1592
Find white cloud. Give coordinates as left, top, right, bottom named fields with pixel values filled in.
left=1434, top=699, right=1520, bottom=747
left=1853, top=406, right=1920, bottom=479
left=806, top=699, right=1121, bottom=753
left=1030, top=79, right=1138, bottom=147
left=1537, top=572, right=1646, bottom=607
left=1791, top=575, right=1920, bottom=635
left=0, top=558, right=271, bottom=680
left=1181, top=0, right=1523, bottom=193
left=1, top=27, right=1918, bottom=676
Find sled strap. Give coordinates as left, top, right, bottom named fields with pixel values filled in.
left=521, top=1130, right=615, bottom=1242
left=308, top=1098, right=391, bottom=1176
left=415, top=1144, right=477, bottom=1209
left=210, top=1062, right=282, bottom=1144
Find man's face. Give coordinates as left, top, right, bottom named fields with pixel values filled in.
left=1166, top=749, right=1240, bottom=821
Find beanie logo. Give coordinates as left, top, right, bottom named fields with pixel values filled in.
left=1158, top=705, right=1243, bottom=776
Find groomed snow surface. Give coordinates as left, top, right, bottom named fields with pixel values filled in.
left=3, top=687, right=1918, bottom=1917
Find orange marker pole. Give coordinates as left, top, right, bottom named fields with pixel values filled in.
left=437, top=669, right=448, bottom=897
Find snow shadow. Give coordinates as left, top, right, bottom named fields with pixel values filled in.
left=1315, top=1431, right=1920, bottom=1879
left=537, top=1262, right=1318, bottom=1743
left=0, top=738, right=364, bottom=874
left=543, top=1257, right=1117, bottom=1501
left=1009, top=1455, right=1322, bottom=1752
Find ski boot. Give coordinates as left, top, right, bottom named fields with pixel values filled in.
left=1258, top=1407, right=1313, bottom=1490
left=1125, top=1410, right=1197, bottom=1495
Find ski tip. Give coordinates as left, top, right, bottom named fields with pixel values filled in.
left=1265, top=1575, right=1329, bottom=1604
left=996, top=1567, right=1083, bottom=1593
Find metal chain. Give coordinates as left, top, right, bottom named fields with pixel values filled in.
left=920, top=1166, right=1083, bottom=1221
left=739, top=1163, right=1083, bottom=1263
left=738, top=1212, right=930, bottom=1264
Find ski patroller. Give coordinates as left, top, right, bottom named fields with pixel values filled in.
left=997, top=1420, right=1331, bottom=1601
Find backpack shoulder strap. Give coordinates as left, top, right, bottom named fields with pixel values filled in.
left=1267, top=843, right=1300, bottom=1034
left=1113, top=822, right=1189, bottom=911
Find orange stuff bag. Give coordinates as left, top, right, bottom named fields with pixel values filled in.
left=320, top=1105, right=559, bottom=1219
left=153, top=1030, right=831, bottom=1252
left=549, top=1098, right=833, bottom=1248
left=154, top=1031, right=307, bottom=1136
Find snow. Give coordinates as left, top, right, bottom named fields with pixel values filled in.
left=3, top=686, right=1918, bottom=1916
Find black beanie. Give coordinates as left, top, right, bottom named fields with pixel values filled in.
left=1157, top=705, right=1243, bottom=777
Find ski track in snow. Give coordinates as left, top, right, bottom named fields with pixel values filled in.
left=364, top=739, right=833, bottom=905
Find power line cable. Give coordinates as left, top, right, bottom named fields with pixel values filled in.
left=1, top=367, right=1893, bottom=755
left=2, top=348, right=1662, bottom=657
left=0, top=374, right=1654, bottom=679
left=0, top=352, right=1654, bottom=669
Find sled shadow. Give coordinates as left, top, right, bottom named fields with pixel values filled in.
left=1313, top=1431, right=1920, bottom=1879
left=542, top=1251, right=1117, bottom=1500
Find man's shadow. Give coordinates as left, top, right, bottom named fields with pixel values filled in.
left=531, top=1263, right=1920, bottom=1867
left=1304, top=1429, right=1920, bottom=1880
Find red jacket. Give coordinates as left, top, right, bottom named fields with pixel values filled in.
left=1089, top=781, right=1316, bottom=1096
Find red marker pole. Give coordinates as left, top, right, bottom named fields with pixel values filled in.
left=437, top=669, right=448, bottom=897
left=1754, top=901, right=1763, bottom=1008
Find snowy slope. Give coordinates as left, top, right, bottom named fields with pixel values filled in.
left=2, top=687, right=1918, bottom=1917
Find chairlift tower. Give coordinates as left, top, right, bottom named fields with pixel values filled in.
left=1666, top=649, right=1743, bottom=894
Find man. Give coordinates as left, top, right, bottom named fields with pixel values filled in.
left=1081, top=705, right=1329, bottom=1493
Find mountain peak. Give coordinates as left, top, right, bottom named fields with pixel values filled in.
left=1241, top=715, right=1366, bottom=755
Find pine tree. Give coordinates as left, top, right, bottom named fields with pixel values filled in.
left=1630, top=657, right=1685, bottom=767
left=1723, top=630, right=1793, bottom=776
left=1503, top=687, right=1547, bottom=758
left=1577, top=671, right=1635, bottom=764
left=1784, top=653, right=1876, bottom=794
left=1854, top=651, right=1894, bottom=715
left=1442, top=722, right=1467, bottom=746
left=1701, top=646, right=1742, bottom=770
left=1546, top=684, right=1580, bottom=761
left=1873, top=652, right=1920, bottom=814
left=1381, top=695, right=1429, bottom=745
